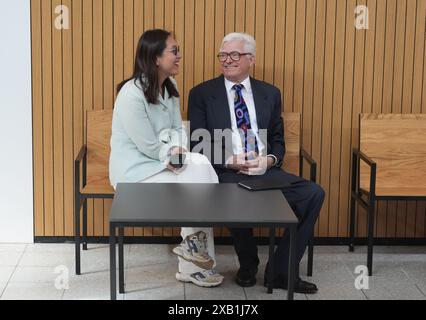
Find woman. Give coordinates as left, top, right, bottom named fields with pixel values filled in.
left=109, top=29, right=223, bottom=287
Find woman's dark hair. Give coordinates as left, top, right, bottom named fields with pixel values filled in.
left=117, top=29, right=179, bottom=104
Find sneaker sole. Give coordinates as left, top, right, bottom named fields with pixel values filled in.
left=172, top=247, right=215, bottom=270
left=175, top=272, right=223, bottom=288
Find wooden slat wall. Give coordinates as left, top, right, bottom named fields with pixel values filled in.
left=31, top=0, right=426, bottom=238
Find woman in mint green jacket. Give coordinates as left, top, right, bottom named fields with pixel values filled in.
left=109, top=29, right=223, bottom=287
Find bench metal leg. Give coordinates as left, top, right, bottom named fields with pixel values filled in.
left=349, top=150, right=358, bottom=252
left=367, top=202, right=375, bottom=276
left=74, top=193, right=81, bottom=275
left=307, top=232, right=314, bottom=277
left=110, top=224, right=117, bottom=300
left=267, top=228, right=275, bottom=294
left=82, top=199, right=88, bottom=251
left=119, top=227, right=125, bottom=294
left=349, top=195, right=356, bottom=252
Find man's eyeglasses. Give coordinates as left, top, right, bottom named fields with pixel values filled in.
left=217, top=51, right=252, bottom=62
left=164, top=46, right=180, bottom=56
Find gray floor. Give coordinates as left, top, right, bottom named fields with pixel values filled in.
left=0, top=243, right=425, bottom=300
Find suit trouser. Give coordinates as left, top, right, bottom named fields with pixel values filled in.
left=217, top=167, right=325, bottom=277
left=141, top=153, right=219, bottom=275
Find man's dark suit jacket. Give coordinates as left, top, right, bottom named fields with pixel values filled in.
left=188, top=75, right=285, bottom=170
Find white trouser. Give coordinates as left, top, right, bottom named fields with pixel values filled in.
left=140, top=153, right=218, bottom=275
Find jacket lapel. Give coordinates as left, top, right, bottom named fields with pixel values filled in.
left=209, top=75, right=232, bottom=130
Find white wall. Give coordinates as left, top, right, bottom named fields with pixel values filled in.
left=0, top=0, right=34, bottom=243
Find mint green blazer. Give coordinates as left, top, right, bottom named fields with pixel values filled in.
left=109, top=77, right=187, bottom=188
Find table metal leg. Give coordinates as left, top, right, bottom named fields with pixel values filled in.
left=268, top=228, right=275, bottom=294
left=110, top=224, right=117, bottom=300
left=119, top=227, right=125, bottom=294
left=287, top=226, right=297, bottom=300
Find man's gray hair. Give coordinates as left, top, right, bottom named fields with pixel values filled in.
left=221, top=33, right=256, bottom=56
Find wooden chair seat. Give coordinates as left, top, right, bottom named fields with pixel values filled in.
left=360, top=186, right=426, bottom=197
left=81, top=179, right=115, bottom=195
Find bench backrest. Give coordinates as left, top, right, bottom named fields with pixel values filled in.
left=359, top=113, right=426, bottom=191
left=281, top=113, right=301, bottom=176
left=85, top=110, right=301, bottom=186
left=86, top=110, right=113, bottom=188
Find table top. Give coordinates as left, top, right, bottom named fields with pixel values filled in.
left=109, top=183, right=298, bottom=228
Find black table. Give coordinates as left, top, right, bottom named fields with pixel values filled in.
left=109, top=183, right=299, bottom=300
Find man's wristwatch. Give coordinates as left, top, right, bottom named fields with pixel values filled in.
left=267, top=154, right=279, bottom=167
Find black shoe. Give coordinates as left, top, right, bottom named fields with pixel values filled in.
left=264, top=275, right=318, bottom=294
left=235, top=268, right=257, bottom=287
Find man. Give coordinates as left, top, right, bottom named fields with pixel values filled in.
left=188, top=33, right=325, bottom=294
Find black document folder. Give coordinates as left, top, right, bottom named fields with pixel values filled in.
left=238, top=178, right=291, bottom=191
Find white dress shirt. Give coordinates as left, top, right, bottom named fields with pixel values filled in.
left=224, top=77, right=266, bottom=156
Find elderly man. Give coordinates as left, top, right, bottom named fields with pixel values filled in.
left=188, top=33, right=325, bottom=294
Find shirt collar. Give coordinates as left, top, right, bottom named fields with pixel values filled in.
left=224, top=76, right=252, bottom=94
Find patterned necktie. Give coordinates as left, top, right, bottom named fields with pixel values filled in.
left=232, top=84, right=258, bottom=156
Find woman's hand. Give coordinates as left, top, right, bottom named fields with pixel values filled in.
left=169, top=146, right=187, bottom=155
left=167, top=146, right=187, bottom=173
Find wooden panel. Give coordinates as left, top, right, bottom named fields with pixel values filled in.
left=31, top=0, right=44, bottom=236
left=311, top=0, right=326, bottom=236
left=328, top=0, right=346, bottom=237
left=31, top=0, right=426, bottom=240
left=284, top=0, right=296, bottom=112
left=319, top=0, right=336, bottom=238
left=52, top=0, right=64, bottom=236
left=41, top=0, right=54, bottom=236
left=63, top=0, right=74, bottom=236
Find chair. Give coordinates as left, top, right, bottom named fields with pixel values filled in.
left=349, top=113, right=426, bottom=275
left=74, top=110, right=114, bottom=275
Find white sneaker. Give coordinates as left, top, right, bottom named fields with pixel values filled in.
left=173, top=231, right=214, bottom=270
left=175, top=270, right=224, bottom=288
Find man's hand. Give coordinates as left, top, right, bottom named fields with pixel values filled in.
left=225, top=153, right=250, bottom=172
left=237, top=155, right=270, bottom=176
left=227, top=153, right=275, bottom=176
